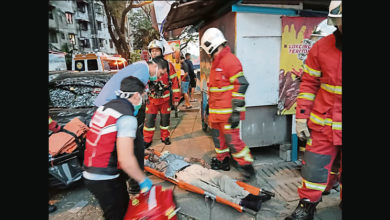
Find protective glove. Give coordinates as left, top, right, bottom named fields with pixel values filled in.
left=296, top=118, right=310, bottom=140
left=139, top=177, right=153, bottom=193
left=229, top=111, right=240, bottom=129
left=229, top=99, right=245, bottom=129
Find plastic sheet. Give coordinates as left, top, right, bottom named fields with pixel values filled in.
left=49, top=72, right=112, bottom=125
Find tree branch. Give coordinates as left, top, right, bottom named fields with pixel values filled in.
left=120, top=0, right=153, bottom=34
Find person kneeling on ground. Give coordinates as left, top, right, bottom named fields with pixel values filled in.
left=144, top=149, right=271, bottom=212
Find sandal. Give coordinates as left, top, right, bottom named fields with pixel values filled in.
left=190, top=99, right=198, bottom=102
left=185, top=106, right=192, bottom=109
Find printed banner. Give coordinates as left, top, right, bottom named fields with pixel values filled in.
left=278, top=16, right=326, bottom=115
left=49, top=53, right=67, bottom=71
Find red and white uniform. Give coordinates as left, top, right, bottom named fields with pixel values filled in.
left=143, top=61, right=180, bottom=143
left=296, top=30, right=342, bottom=202
left=84, top=99, right=141, bottom=175
left=207, top=46, right=253, bottom=166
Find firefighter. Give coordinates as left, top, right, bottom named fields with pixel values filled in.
left=200, top=27, right=255, bottom=181
left=143, top=39, right=181, bottom=148
left=285, top=1, right=342, bottom=219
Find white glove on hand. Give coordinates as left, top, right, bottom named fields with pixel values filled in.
left=296, top=119, right=310, bottom=140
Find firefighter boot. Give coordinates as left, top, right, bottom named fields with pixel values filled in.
left=237, top=164, right=256, bottom=182
left=161, top=137, right=171, bottom=145
left=144, top=141, right=152, bottom=149
left=240, top=196, right=262, bottom=212
left=285, top=198, right=319, bottom=220
left=210, top=157, right=230, bottom=171
left=211, top=157, right=220, bottom=170
left=244, top=193, right=272, bottom=203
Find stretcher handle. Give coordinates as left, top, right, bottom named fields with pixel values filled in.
left=261, top=189, right=275, bottom=197
left=242, top=207, right=257, bottom=216
left=235, top=181, right=260, bottom=195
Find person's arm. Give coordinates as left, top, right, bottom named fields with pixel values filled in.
left=226, top=61, right=249, bottom=128
left=116, top=115, right=152, bottom=192
left=169, top=62, right=181, bottom=104
left=296, top=43, right=321, bottom=119
left=182, top=62, right=189, bottom=79
left=117, top=137, right=147, bottom=182
left=184, top=157, right=210, bottom=168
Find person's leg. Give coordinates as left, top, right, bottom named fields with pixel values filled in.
left=223, top=122, right=255, bottom=180
left=190, top=78, right=197, bottom=101
left=223, top=122, right=254, bottom=166
left=339, top=146, right=342, bottom=205
left=176, top=165, right=245, bottom=204
left=210, top=122, right=229, bottom=161
left=181, top=81, right=191, bottom=108
left=323, top=147, right=341, bottom=195
left=160, top=101, right=171, bottom=144
left=286, top=129, right=339, bottom=220
left=184, top=93, right=191, bottom=107
left=297, top=130, right=339, bottom=202
left=84, top=175, right=129, bottom=220
left=143, top=102, right=158, bottom=147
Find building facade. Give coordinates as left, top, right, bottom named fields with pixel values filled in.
left=49, top=0, right=118, bottom=55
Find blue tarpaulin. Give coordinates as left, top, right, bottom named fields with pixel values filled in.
left=94, top=61, right=150, bottom=106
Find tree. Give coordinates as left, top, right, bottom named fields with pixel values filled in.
left=60, top=44, right=72, bottom=70
left=128, top=7, right=160, bottom=50
left=179, top=25, right=199, bottom=51
left=100, top=0, right=153, bottom=61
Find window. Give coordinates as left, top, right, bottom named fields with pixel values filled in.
left=103, top=61, right=111, bottom=71
left=99, top=39, right=104, bottom=48
left=87, top=59, right=98, bottom=71
left=109, top=40, right=113, bottom=48
left=77, top=2, right=86, bottom=13
left=49, top=8, right=54, bottom=19
left=69, top=34, right=76, bottom=45
left=79, top=21, right=88, bottom=31
left=95, top=5, right=103, bottom=14
left=49, top=31, right=58, bottom=43
left=80, top=39, right=90, bottom=48
left=65, top=12, right=73, bottom=24
left=97, top=21, right=102, bottom=31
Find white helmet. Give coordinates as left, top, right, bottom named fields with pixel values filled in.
left=310, top=19, right=337, bottom=42
left=327, top=1, right=342, bottom=26
left=148, top=39, right=165, bottom=55
left=200, top=28, right=227, bottom=55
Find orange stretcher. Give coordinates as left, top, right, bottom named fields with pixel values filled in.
left=143, top=150, right=275, bottom=216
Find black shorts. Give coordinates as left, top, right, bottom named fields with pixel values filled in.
left=190, top=77, right=196, bottom=88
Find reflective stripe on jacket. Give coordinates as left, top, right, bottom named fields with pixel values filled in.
left=296, top=30, right=342, bottom=145
left=83, top=98, right=134, bottom=175
left=207, top=46, right=249, bottom=123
